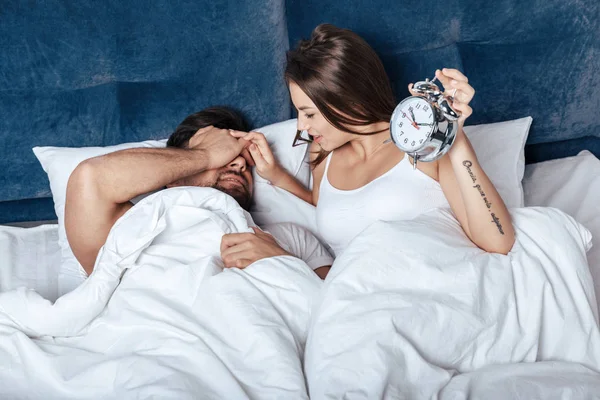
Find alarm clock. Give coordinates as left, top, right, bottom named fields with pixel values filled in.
left=389, top=76, right=461, bottom=169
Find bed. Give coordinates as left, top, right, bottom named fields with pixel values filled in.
left=2, top=0, right=600, bottom=398
left=2, top=151, right=600, bottom=398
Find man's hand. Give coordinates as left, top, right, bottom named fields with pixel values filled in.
left=67, top=126, right=251, bottom=275
left=189, top=126, right=252, bottom=169
left=220, top=227, right=292, bottom=269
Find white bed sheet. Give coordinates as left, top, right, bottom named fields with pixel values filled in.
left=0, top=224, right=61, bottom=301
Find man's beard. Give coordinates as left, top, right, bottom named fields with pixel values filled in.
left=212, top=170, right=252, bottom=211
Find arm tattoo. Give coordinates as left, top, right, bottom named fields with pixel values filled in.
left=463, top=160, right=477, bottom=184
left=490, top=213, right=505, bottom=235
left=462, top=160, right=504, bottom=235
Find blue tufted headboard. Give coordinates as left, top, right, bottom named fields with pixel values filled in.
left=1, top=0, right=599, bottom=223
left=286, top=0, right=600, bottom=162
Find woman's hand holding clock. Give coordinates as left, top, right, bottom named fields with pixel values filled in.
left=409, top=68, right=475, bottom=131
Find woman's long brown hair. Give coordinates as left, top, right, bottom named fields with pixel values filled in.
left=284, top=24, right=397, bottom=168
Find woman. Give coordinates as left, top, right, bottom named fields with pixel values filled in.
left=233, top=24, right=515, bottom=270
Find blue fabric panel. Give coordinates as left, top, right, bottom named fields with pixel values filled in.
left=0, top=0, right=290, bottom=206
left=285, top=0, right=600, bottom=161
left=526, top=136, right=600, bottom=165
left=0, top=198, right=56, bottom=224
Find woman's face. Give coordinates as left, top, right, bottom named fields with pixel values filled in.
left=289, top=82, right=351, bottom=151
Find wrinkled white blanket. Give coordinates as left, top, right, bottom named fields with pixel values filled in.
left=0, top=187, right=322, bottom=399
left=305, top=207, right=600, bottom=399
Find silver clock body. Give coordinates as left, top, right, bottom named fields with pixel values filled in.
left=389, top=78, right=460, bottom=168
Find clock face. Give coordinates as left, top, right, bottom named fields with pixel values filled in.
left=390, top=97, right=435, bottom=152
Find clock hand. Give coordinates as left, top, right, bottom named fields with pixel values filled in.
left=402, top=110, right=420, bottom=130
left=408, top=109, right=422, bottom=130
left=417, top=122, right=434, bottom=126
left=409, top=108, right=417, bottom=121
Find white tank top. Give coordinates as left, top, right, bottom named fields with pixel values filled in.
left=316, top=151, right=450, bottom=256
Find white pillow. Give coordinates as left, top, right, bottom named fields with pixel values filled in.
left=33, top=139, right=167, bottom=288
left=33, top=121, right=309, bottom=282
left=33, top=116, right=531, bottom=285
left=253, top=118, right=310, bottom=187
left=255, top=116, right=533, bottom=210
left=523, top=150, right=600, bottom=313
left=463, top=116, right=532, bottom=208
left=249, top=117, right=533, bottom=238
left=248, top=119, right=318, bottom=237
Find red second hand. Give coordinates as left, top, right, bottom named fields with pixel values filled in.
left=403, top=111, right=420, bottom=130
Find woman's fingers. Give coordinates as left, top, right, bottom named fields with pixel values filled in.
left=408, top=83, right=420, bottom=97
left=241, top=132, right=275, bottom=165
left=228, top=129, right=248, bottom=138
left=447, top=80, right=475, bottom=104
left=438, top=68, right=468, bottom=83
left=241, top=148, right=255, bottom=167
left=252, top=138, right=275, bottom=165
left=452, top=102, right=473, bottom=121
left=248, top=143, right=267, bottom=167
left=434, top=69, right=452, bottom=88
left=229, top=130, right=277, bottom=167
left=435, top=69, right=469, bottom=95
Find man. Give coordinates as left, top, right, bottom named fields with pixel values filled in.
left=65, top=107, right=332, bottom=277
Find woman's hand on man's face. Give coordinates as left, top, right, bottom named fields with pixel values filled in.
left=229, top=130, right=285, bottom=184
left=187, top=125, right=253, bottom=170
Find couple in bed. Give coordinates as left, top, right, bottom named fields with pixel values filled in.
left=66, top=23, right=515, bottom=280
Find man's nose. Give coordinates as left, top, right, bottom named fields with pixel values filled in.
left=228, top=155, right=247, bottom=172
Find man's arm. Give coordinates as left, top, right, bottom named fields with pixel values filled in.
left=221, top=223, right=334, bottom=279
left=65, top=126, right=248, bottom=275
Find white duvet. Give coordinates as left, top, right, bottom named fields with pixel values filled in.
left=0, top=187, right=322, bottom=399
left=305, top=207, right=600, bottom=399
left=2, top=190, right=600, bottom=399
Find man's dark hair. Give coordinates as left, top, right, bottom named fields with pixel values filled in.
left=167, top=106, right=249, bottom=149
left=166, top=106, right=253, bottom=211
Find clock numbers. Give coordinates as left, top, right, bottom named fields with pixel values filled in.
left=391, top=97, right=436, bottom=152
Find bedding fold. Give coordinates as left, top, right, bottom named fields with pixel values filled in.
left=0, top=187, right=321, bottom=399
left=305, top=207, right=600, bottom=399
